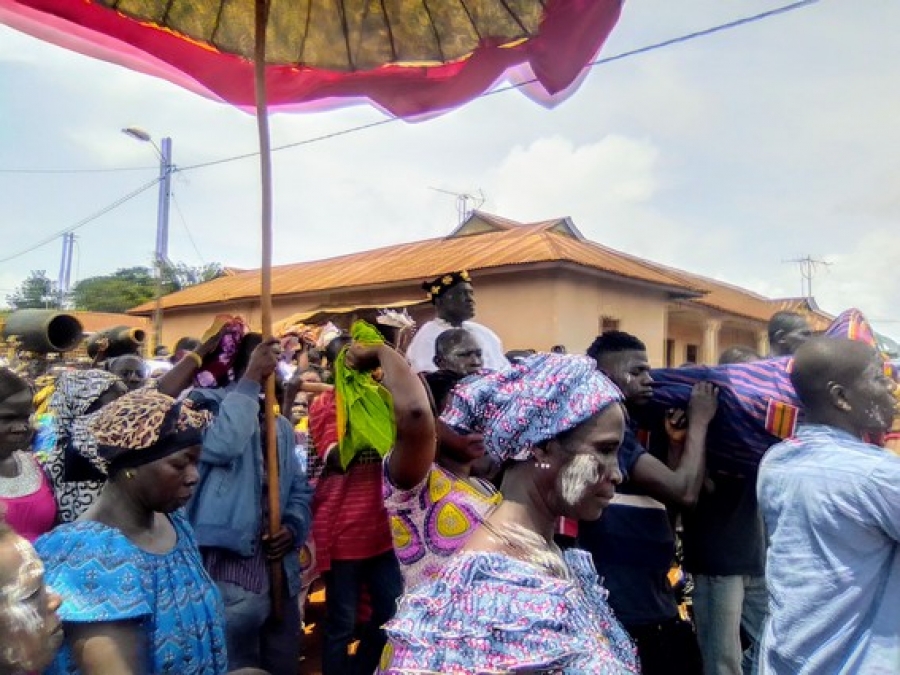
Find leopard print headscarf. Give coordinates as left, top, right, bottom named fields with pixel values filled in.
left=89, top=388, right=211, bottom=472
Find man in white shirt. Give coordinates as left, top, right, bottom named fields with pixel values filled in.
left=405, top=270, right=508, bottom=374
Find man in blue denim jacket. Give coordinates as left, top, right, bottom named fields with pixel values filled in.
left=186, top=334, right=313, bottom=674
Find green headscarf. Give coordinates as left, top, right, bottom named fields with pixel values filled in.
left=333, top=321, right=396, bottom=469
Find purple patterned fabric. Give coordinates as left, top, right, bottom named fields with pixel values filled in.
left=649, top=359, right=800, bottom=472
left=441, top=353, right=623, bottom=463
left=378, top=549, right=639, bottom=674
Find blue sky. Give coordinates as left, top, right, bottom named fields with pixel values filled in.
left=1, top=0, right=899, bottom=336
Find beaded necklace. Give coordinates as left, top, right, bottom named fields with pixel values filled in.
left=0, top=452, right=42, bottom=499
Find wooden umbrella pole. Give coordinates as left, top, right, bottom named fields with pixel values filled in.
left=254, top=0, right=283, bottom=620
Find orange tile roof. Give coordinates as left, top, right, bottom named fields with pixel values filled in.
left=766, top=297, right=833, bottom=330
left=130, top=212, right=827, bottom=327
left=70, top=311, right=149, bottom=334
left=129, top=219, right=701, bottom=314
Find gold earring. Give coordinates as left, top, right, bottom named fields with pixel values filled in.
left=125, top=470, right=135, bottom=479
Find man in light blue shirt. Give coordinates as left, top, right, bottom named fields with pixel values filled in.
left=758, top=337, right=900, bottom=675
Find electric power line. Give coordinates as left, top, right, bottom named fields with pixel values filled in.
left=0, top=164, right=157, bottom=175
left=0, top=176, right=161, bottom=264
left=170, top=192, right=207, bottom=265
left=487, top=0, right=823, bottom=99
left=180, top=0, right=822, bottom=172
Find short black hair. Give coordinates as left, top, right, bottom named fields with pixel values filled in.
left=423, top=369, right=464, bottom=414
left=586, top=331, right=646, bottom=362
left=174, top=336, right=201, bottom=353
left=790, top=337, right=874, bottom=413
left=767, top=311, right=808, bottom=341
left=718, top=345, right=760, bottom=365
left=0, top=367, right=31, bottom=403
left=505, top=349, right=535, bottom=365
left=325, top=334, right=352, bottom=366
left=233, top=332, right=264, bottom=380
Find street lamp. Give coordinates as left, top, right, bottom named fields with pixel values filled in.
left=122, top=127, right=173, bottom=351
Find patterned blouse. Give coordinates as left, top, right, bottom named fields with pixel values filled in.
left=378, top=549, right=639, bottom=675
left=383, top=461, right=501, bottom=590
left=35, top=511, right=228, bottom=675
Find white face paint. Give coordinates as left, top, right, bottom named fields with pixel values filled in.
left=558, top=453, right=601, bottom=507
left=0, top=535, right=62, bottom=671
left=1, top=538, right=44, bottom=633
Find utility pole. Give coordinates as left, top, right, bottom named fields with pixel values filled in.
left=154, top=137, right=173, bottom=351
left=123, top=128, right=173, bottom=350
left=57, top=232, right=75, bottom=309
left=785, top=255, right=830, bottom=299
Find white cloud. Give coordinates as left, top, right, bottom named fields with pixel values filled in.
left=488, top=134, right=661, bottom=216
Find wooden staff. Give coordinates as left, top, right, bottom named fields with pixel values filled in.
left=255, top=0, right=283, bottom=619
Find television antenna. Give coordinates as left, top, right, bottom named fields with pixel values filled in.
left=784, top=255, right=831, bottom=299
left=429, top=187, right=486, bottom=226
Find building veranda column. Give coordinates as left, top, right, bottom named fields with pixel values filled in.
left=702, top=319, right=721, bottom=365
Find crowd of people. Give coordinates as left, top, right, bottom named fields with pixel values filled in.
left=1, top=270, right=898, bottom=675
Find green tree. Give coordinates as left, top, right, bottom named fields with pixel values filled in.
left=70, top=267, right=156, bottom=313
left=6, top=270, right=58, bottom=309
left=162, top=262, right=224, bottom=290
left=70, top=263, right=224, bottom=313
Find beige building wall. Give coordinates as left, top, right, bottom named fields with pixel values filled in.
left=718, top=325, right=764, bottom=355
left=150, top=268, right=757, bottom=368
left=468, top=269, right=668, bottom=366
left=666, top=318, right=704, bottom=366
left=666, top=312, right=765, bottom=366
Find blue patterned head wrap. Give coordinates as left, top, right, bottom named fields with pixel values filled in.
left=441, top=353, right=624, bottom=463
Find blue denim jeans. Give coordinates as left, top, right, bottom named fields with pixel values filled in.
left=322, top=551, right=403, bottom=675
left=218, top=581, right=301, bottom=674
left=692, top=575, right=767, bottom=675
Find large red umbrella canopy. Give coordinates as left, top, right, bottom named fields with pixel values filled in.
left=0, top=0, right=622, bottom=118
left=0, top=0, right=624, bottom=610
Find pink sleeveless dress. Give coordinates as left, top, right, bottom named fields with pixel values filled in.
left=0, top=451, right=57, bottom=542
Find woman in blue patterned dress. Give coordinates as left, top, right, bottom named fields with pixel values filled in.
left=378, top=353, right=641, bottom=674
left=35, top=388, right=229, bottom=675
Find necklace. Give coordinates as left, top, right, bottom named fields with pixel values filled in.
left=0, top=452, right=42, bottom=499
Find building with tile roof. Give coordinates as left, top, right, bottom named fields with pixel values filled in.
left=129, top=212, right=824, bottom=365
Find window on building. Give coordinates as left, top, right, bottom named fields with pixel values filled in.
left=665, top=339, right=675, bottom=367
left=600, top=316, right=620, bottom=333
left=685, top=344, right=699, bottom=364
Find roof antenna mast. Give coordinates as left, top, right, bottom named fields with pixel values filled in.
left=429, top=187, right=486, bottom=226
left=784, top=255, right=831, bottom=299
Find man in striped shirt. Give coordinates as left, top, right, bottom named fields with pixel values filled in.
left=308, top=335, right=402, bottom=675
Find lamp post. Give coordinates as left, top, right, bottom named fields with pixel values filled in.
left=122, top=127, right=173, bottom=351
